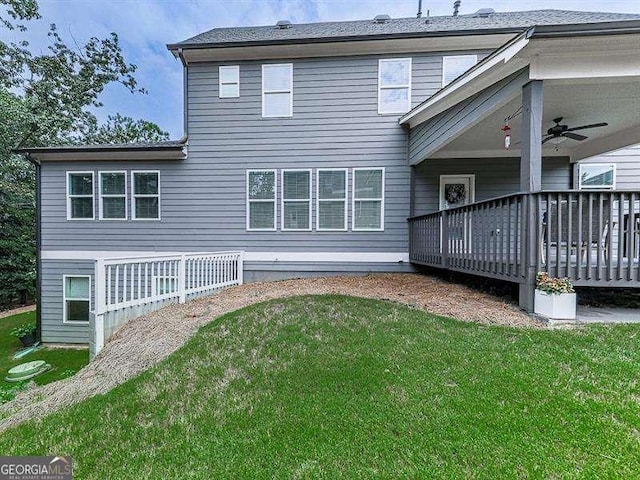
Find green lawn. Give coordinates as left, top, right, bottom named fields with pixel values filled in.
left=0, top=311, right=89, bottom=399
left=0, top=295, right=639, bottom=478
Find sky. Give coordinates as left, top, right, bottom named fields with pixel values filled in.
left=3, top=0, right=639, bottom=139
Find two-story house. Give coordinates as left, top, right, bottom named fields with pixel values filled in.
left=17, top=9, right=640, bottom=355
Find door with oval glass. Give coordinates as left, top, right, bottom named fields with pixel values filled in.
left=439, top=175, right=475, bottom=254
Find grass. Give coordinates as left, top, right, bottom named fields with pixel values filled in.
left=0, top=295, right=639, bottom=478
left=0, top=310, right=89, bottom=400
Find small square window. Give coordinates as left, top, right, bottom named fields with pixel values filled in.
left=442, top=55, right=477, bottom=86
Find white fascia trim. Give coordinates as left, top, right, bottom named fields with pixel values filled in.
left=43, top=250, right=409, bottom=263
left=399, top=34, right=529, bottom=126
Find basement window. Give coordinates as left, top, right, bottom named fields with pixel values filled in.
left=63, top=275, right=90, bottom=324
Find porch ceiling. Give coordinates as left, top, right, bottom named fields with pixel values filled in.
left=430, top=78, right=640, bottom=161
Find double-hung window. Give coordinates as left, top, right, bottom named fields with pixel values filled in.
left=282, top=169, right=311, bottom=231
left=99, top=171, right=127, bottom=220
left=262, top=64, right=293, bottom=118
left=317, top=169, right=347, bottom=231
left=442, top=55, right=477, bottom=86
left=353, top=168, right=385, bottom=231
left=132, top=171, right=160, bottom=220
left=63, top=275, right=90, bottom=323
left=378, top=58, right=411, bottom=114
left=579, top=164, right=616, bottom=190
left=247, top=170, right=277, bottom=230
left=219, top=65, right=239, bottom=98
left=67, top=171, right=94, bottom=220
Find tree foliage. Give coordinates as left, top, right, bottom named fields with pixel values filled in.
left=0, top=0, right=169, bottom=307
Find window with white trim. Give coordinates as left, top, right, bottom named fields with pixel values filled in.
left=353, top=168, right=384, bottom=231
left=317, top=169, right=347, bottom=231
left=442, top=55, right=477, bottom=86
left=378, top=58, right=411, bottom=114
left=99, top=171, right=127, bottom=220
left=579, top=164, right=616, bottom=190
left=282, top=169, right=311, bottom=231
left=67, top=171, right=94, bottom=220
left=219, top=65, right=239, bottom=98
left=262, top=64, right=293, bottom=117
left=132, top=171, right=160, bottom=220
left=63, top=275, right=90, bottom=323
left=247, top=170, right=276, bottom=230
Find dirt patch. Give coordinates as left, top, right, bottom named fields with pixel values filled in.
left=0, top=305, right=35, bottom=320
left=0, top=273, right=538, bottom=431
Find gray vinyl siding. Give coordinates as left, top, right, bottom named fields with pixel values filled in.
left=41, top=260, right=93, bottom=344
left=408, top=68, right=529, bottom=165
left=576, top=144, right=640, bottom=190
left=412, top=157, right=571, bottom=216
left=40, top=50, right=490, bottom=255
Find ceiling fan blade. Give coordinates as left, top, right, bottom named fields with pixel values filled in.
left=564, top=132, right=588, bottom=141
left=566, top=122, right=608, bottom=132
left=542, top=135, right=555, bottom=144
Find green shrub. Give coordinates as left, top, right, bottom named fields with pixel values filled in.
left=9, top=322, right=36, bottom=339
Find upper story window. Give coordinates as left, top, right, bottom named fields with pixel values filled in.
left=132, top=171, right=160, bottom=220
left=317, top=169, right=347, bottom=231
left=99, top=171, right=127, bottom=220
left=579, top=164, right=616, bottom=190
left=247, top=170, right=277, bottom=230
left=262, top=64, right=293, bottom=118
left=442, top=55, right=477, bottom=86
left=282, top=169, right=311, bottom=231
left=378, top=58, right=411, bottom=114
left=67, top=171, right=94, bottom=220
left=219, top=65, right=239, bottom=98
left=63, top=275, right=90, bottom=323
left=353, top=168, right=385, bottom=231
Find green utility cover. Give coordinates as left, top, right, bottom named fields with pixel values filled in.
left=5, top=361, right=51, bottom=383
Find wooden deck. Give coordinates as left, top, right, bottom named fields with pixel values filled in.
left=409, top=191, right=640, bottom=287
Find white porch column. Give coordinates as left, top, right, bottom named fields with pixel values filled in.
left=519, top=80, right=543, bottom=312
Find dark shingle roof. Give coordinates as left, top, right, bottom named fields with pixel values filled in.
left=171, top=10, right=640, bottom=48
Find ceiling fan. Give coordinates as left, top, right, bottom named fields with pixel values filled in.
left=542, top=117, right=608, bottom=144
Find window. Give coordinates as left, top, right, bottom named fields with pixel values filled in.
left=579, top=164, right=616, bottom=190
left=67, top=171, right=94, bottom=220
left=219, top=65, right=239, bottom=98
left=247, top=170, right=276, bottom=230
left=262, top=64, right=293, bottom=117
left=442, top=55, right=477, bottom=86
left=353, top=168, right=384, bottom=231
left=317, top=169, right=347, bottom=231
left=378, top=58, right=411, bottom=114
left=132, top=171, right=160, bottom=220
left=99, top=171, right=127, bottom=220
left=282, top=169, right=311, bottom=231
left=63, top=275, right=90, bottom=323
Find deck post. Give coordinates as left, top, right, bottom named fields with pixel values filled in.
left=519, top=80, right=543, bottom=312
left=441, top=209, right=449, bottom=268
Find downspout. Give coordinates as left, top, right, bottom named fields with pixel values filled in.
left=24, top=154, right=42, bottom=343
left=177, top=48, right=189, bottom=137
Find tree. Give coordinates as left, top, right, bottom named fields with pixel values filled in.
left=0, top=0, right=169, bottom=307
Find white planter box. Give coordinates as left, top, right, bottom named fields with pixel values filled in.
left=534, top=290, right=576, bottom=320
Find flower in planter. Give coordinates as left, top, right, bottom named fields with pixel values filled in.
left=536, top=272, right=575, bottom=295
left=10, top=322, right=36, bottom=339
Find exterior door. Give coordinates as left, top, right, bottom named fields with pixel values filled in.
left=439, top=175, right=475, bottom=253
left=439, top=175, right=475, bottom=210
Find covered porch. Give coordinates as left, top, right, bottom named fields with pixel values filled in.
left=401, top=22, right=640, bottom=310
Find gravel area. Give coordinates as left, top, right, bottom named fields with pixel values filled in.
left=0, top=273, right=538, bottom=431
left=0, top=305, right=35, bottom=319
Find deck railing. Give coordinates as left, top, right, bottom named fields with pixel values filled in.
left=92, top=251, right=243, bottom=356
left=409, top=191, right=640, bottom=287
